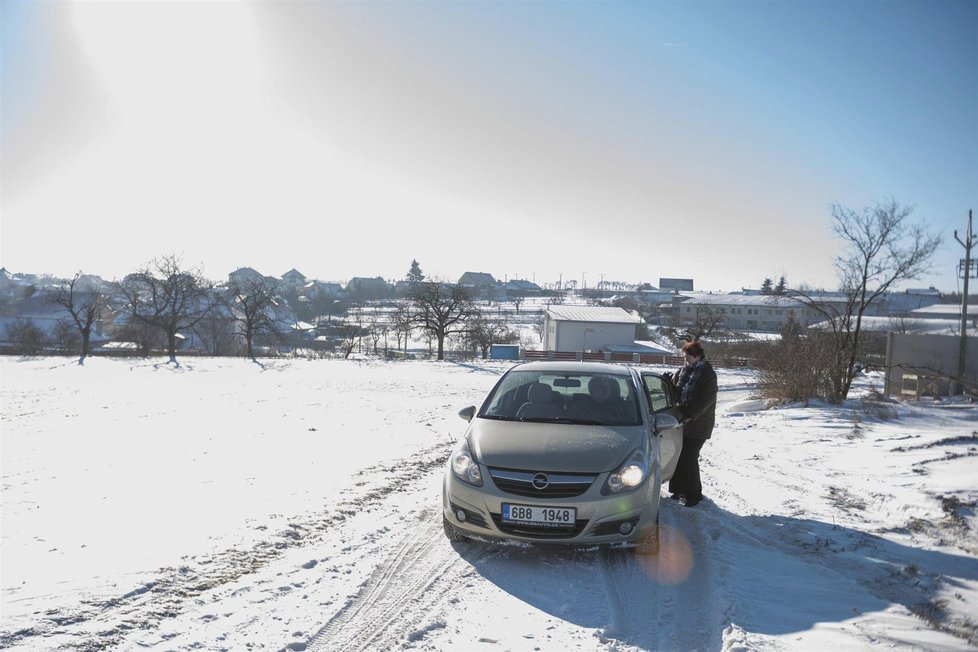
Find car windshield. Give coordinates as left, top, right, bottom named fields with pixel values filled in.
left=478, top=369, right=642, bottom=426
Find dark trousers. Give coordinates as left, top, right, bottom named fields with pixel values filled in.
left=668, top=436, right=707, bottom=501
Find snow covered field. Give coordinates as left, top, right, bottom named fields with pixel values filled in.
left=2, top=356, right=977, bottom=651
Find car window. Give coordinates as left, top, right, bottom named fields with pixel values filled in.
left=479, top=369, right=641, bottom=425
left=641, top=372, right=674, bottom=413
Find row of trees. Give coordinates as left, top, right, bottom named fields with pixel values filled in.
left=27, top=256, right=521, bottom=364
left=9, top=198, right=957, bottom=401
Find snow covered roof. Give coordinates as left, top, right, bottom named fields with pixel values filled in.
left=810, top=315, right=978, bottom=336
left=676, top=293, right=807, bottom=308
left=504, top=279, right=541, bottom=291
left=910, top=303, right=978, bottom=318
left=97, top=341, right=139, bottom=350
left=546, top=305, right=641, bottom=324
left=459, top=272, right=497, bottom=286
left=903, top=287, right=942, bottom=296
left=228, top=267, right=265, bottom=284
left=605, top=341, right=675, bottom=355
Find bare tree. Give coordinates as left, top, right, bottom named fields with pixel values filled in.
left=4, top=318, right=48, bottom=355
left=192, top=311, right=239, bottom=356
left=367, top=323, right=382, bottom=354
left=887, top=315, right=927, bottom=335
left=53, top=319, right=82, bottom=354
left=336, top=321, right=361, bottom=359
left=349, top=303, right=366, bottom=354
left=52, top=272, right=107, bottom=363
left=363, top=312, right=387, bottom=354
left=510, top=295, right=525, bottom=314
left=532, top=314, right=546, bottom=344
left=408, top=281, right=478, bottom=360
left=116, top=255, right=214, bottom=362
left=465, top=313, right=518, bottom=359
left=377, top=321, right=390, bottom=356
left=756, top=331, right=838, bottom=402
left=662, top=304, right=726, bottom=343
left=225, top=277, right=281, bottom=359
left=112, top=318, right=163, bottom=356
left=792, top=198, right=941, bottom=401
left=390, top=302, right=413, bottom=353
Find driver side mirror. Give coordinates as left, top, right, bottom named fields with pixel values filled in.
left=651, top=412, right=679, bottom=436
left=458, top=405, right=476, bottom=422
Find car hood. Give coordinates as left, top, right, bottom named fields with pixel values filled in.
left=468, top=418, right=646, bottom=473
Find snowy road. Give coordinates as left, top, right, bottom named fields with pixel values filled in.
left=2, top=357, right=976, bottom=650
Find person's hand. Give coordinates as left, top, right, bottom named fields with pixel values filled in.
left=662, top=371, right=673, bottom=384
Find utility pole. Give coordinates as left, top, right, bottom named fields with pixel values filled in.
left=954, top=209, right=976, bottom=395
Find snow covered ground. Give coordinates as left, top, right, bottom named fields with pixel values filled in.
left=2, top=356, right=976, bottom=651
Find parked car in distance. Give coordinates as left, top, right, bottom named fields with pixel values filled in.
left=443, top=361, right=683, bottom=546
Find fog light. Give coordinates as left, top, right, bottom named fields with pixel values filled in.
left=618, top=521, right=633, bottom=535
left=456, top=509, right=466, bottom=523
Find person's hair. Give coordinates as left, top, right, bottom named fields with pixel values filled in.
left=682, top=340, right=705, bottom=358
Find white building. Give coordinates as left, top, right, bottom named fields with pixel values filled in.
left=543, top=306, right=642, bottom=353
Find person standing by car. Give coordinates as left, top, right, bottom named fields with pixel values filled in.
left=668, top=340, right=717, bottom=507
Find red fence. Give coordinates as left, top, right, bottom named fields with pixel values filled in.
left=520, top=350, right=751, bottom=368
left=521, top=350, right=685, bottom=366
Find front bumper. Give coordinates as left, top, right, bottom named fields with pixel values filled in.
left=442, top=460, right=661, bottom=545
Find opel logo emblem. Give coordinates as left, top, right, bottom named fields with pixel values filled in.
left=532, top=473, right=550, bottom=490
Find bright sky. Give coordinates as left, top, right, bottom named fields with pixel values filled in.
left=2, top=1, right=976, bottom=292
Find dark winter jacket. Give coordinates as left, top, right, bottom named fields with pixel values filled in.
left=675, top=358, right=718, bottom=439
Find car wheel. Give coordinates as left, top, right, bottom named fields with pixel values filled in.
left=634, top=521, right=660, bottom=556
left=443, top=514, right=467, bottom=542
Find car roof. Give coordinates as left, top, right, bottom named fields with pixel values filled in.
left=506, top=360, right=636, bottom=376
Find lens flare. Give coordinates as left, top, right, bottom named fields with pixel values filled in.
left=632, top=524, right=694, bottom=585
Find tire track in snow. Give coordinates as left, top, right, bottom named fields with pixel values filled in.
left=598, top=503, right=728, bottom=652
left=0, top=443, right=455, bottom=651
left=598, top=545, right=662, bottom=649
left=305, top=509, right=495, bottom=652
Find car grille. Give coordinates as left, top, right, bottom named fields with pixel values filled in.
left=487, top=468, right=597, bottom=498
left=490, top=514, right=588, bottom=538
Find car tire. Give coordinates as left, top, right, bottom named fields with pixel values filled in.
left=634, top=521, right=660, bottom=556
left=443, top=514, right=467, bottom=542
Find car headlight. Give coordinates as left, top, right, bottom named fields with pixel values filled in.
left=603, top=448, right=648, bottom=494
left=451, top=438, right=483, bottom=486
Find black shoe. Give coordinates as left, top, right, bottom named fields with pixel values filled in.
left=669, top=493, right=684, bottom=501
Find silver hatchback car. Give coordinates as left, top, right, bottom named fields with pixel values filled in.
left=443, top=361, right=684, bottom=546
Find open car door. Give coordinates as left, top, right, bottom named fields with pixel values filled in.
left=641, top=371, right=684, bottom=482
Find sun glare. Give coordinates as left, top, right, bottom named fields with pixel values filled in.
left=68, top=2, right=262, bottom=113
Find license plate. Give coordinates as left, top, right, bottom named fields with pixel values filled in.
left=502, top=503, right=576, bottom=528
